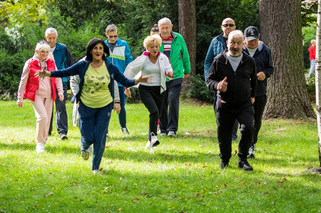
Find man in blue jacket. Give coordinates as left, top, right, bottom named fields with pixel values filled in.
left=45, top=27, right=73, bottom=140
left=105, top=24, right=133, bottom=135
left=243, top=26, right=274, bottom=158
left=204, top=17, right=239, bottom=141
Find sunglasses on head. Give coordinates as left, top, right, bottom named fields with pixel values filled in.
left=38, top=40, right=49, bottom=45
left=108, top=35, right=118, bottom=38
left=222, top=24, right=235, bottom=27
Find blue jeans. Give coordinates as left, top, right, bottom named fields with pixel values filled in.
left=49, top=83, right=68, bottom=135
left=78, top=101, right=112, bottom=171
left=118, top=86, right=127, bottom=128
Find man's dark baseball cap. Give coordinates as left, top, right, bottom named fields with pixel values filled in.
left=244, top=26, right=259, bottom=41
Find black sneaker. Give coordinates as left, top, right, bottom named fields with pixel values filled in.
left=238, top=159, right=253, bottom=171
left=220, top=161, right=229, bottom=169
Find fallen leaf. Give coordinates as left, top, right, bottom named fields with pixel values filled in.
left=233, top=150, right=237, bottom=156
left=44, top=192, right=53, bottom=197
left=278, top=177, right=287, bottom=183
left=263, top=191, right=268, bottom=194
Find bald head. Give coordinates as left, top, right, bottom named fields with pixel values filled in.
left=221, top=18, right=236, bottom=38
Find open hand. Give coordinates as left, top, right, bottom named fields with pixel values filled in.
left=124, top=88, right=131, bottom=98
left=35, top=69, right=51, bottom=78
left=135, top=74, right=152, bottom=84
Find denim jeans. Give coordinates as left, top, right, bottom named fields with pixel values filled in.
left=78, top=101, right=112, bottom=171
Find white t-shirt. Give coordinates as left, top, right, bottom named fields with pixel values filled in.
left=141, top=58, right=161, bottom=86
left=247, top=47, right=257, bottom=57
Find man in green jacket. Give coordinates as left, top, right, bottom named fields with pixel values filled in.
left=158, top=17, right=191, bottom=137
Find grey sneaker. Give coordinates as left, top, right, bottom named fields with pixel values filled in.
left=121, top=127, right=130, bottom=135
left=59, top=134, right=68, bottom=140
left=167, top=131, right=176, bottom=137
left=81, top=150, right=89, bottom=160
left=159, top=132, right=166, bottom=136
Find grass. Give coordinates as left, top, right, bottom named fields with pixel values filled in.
left=0, top=99, right=321, bottom=213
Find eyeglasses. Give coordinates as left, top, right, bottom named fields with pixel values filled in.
left=108, top=35, right=118, bottom=38
left=222, top=24, right=235, bottom=28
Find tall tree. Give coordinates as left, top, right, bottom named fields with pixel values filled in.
left=178, top=0, right=196, bottom=76
left=315, top=0, right=321, bottom=168
left=259, top=0, right=315, bottom=119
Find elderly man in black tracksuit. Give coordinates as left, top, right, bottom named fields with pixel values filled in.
left=243, top=26, right=274, bottom=158
left=206, top=30, right=257, bottom=171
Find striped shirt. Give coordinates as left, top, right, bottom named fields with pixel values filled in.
left=161, top=35, right=173, bottom=58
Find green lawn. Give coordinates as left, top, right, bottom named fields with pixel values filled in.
left=0, top=99, right=320, bottom=213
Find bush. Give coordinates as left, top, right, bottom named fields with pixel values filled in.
left=306, top=76, right=315, bottom=102
left=183, top=74, right=214, bottom=103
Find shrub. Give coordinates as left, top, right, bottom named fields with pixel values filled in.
left=183, top=74, right=214, bottom=103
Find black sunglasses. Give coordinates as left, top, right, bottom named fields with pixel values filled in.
left=222, top=24, right=235, bottom=28
left=108, top=35, right=118, bottom=38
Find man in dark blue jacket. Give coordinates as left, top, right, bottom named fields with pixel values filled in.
left=243, top=26, right=274, bottom=158
left=45, top=27, right=73, bottom=140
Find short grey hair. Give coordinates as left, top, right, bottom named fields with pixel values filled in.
left=143, top=34, right=162, bottom=49
left=45, top=27, right=58, bottom=37
left=158, top=17, right=172, bottom=26
left=228, top=30, right=243, bottom=42
left=106, top=24, right=118, bottom=34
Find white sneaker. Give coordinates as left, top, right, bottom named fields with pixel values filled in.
left=167, top=131, right=176, bottom=137
left=87, top=144, right=93, bottom=153
left=121, top=127, right=130, bottom=135
left=150, top=134, right=160, bottom=147
left=36, top=143, right=45, bottom=153
left=145, top=141, right=152, bottom=150
left=93, top=170, right=101, bottom=175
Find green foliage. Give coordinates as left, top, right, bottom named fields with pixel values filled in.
left=1, top=100, right=321, bottom=212
left=0, top=0, right=47, bottom=27
left=184, top=74, right=214, bottom=103
left=0, top=22, right=42, bottom=99
left=196, top=0, right=259, bottom=78
left=306, top=76, right=315, bottom=103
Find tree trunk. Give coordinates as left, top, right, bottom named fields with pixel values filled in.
left=259, top=0, right=315, bottom=119
left=316, top=0, right=321, bottom=167
left=178, top=0, right=196, bottom=92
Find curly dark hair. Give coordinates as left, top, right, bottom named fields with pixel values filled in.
left=85, top=38, right=110, bottom=61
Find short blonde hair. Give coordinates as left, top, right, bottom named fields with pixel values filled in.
left=143, top=34, right=162, bottom=49
left=35, top=40, right=50, bottom=52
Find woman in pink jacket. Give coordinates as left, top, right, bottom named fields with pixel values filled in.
left=17, top=40, right=64, bottom=152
